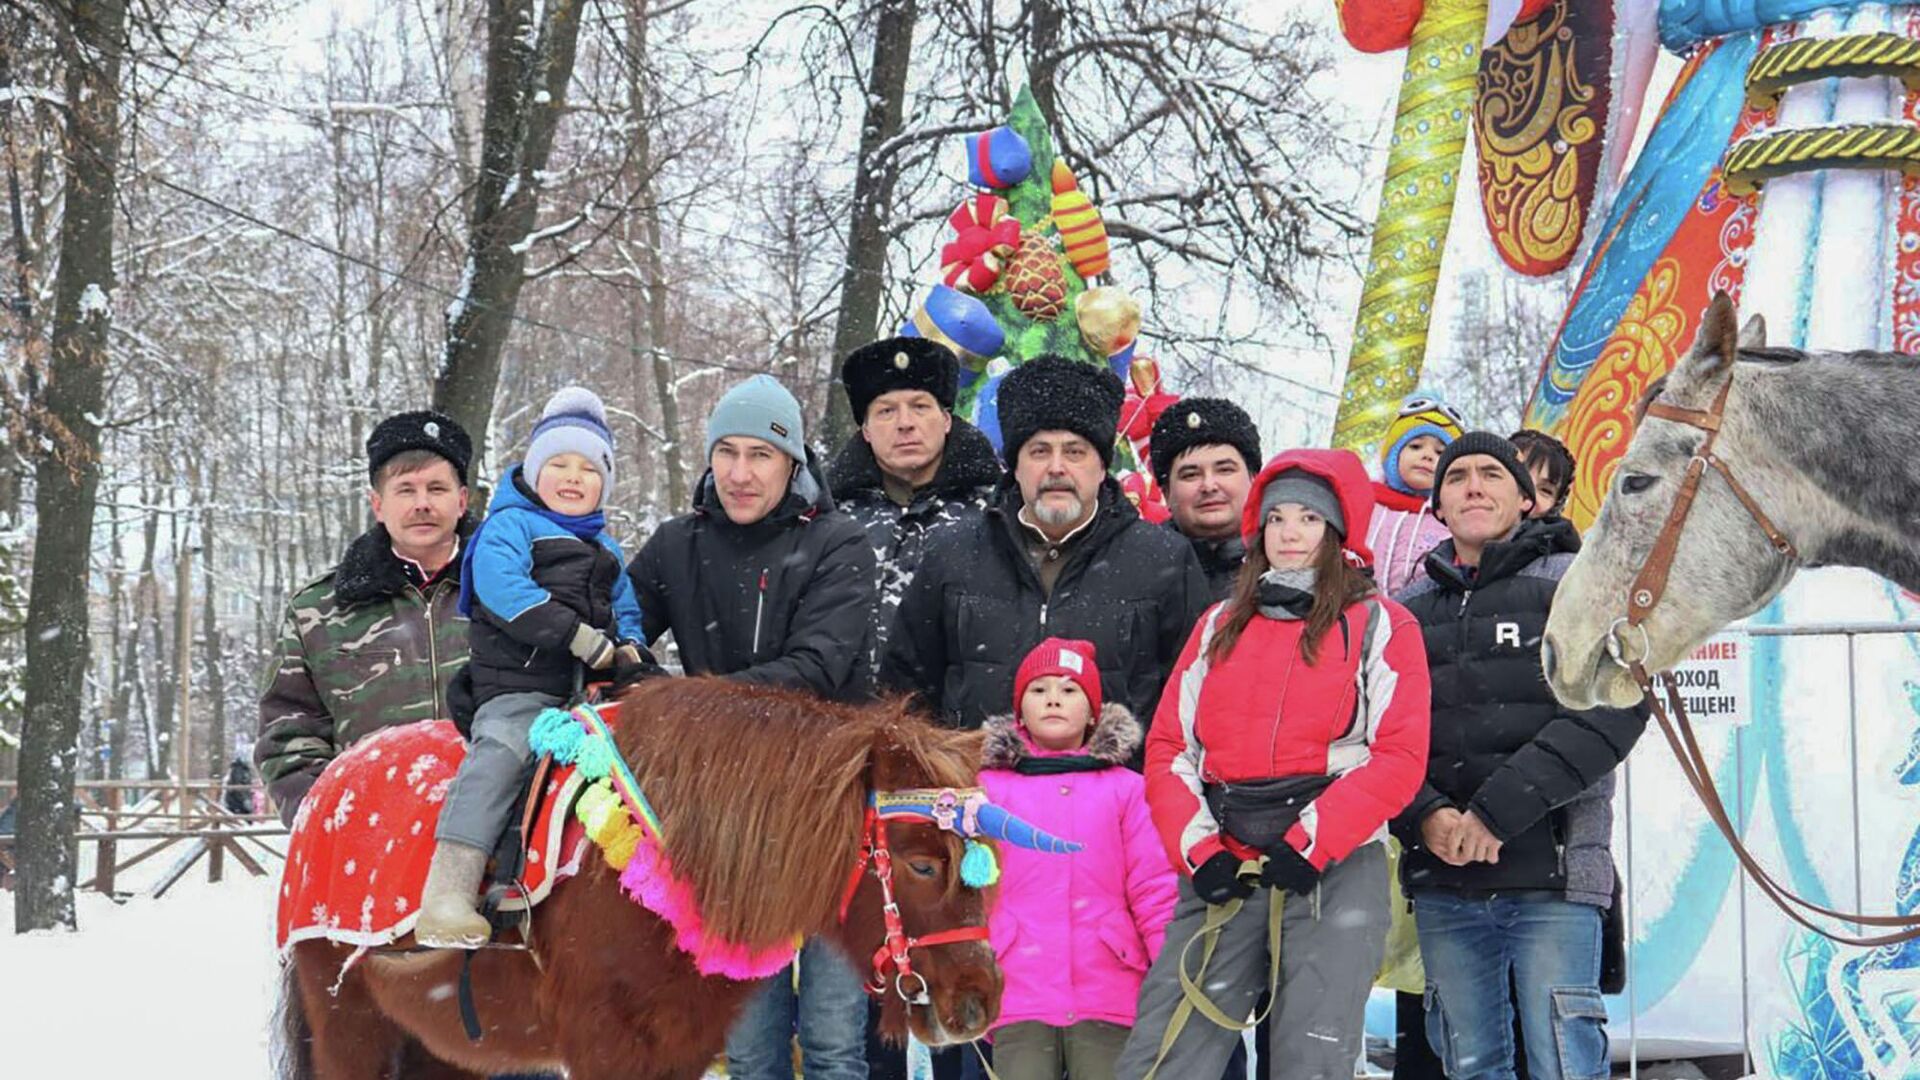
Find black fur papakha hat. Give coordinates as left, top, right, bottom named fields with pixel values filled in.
left=366, top=410, right=473, bottom=485
left=1149, top=397, right=1263, bottom=489
left=996, top=354, right=1125, bottom=468
left=841, top=337, right=961, bottom=422
left=1431, top=430, right=1536, bottom=514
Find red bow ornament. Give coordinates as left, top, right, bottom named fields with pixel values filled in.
left=940, top=195, right=1022, bottom=294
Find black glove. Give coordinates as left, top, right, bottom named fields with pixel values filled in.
left=1259, top=842, right=1322, bottom=894
left=611, top=643, right=667, bottom=689
left=1191, top=851, right=1255, bottom=905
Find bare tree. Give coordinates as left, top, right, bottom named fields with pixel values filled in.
left=16, top=0, right=126, bottom=932
left=433, top=0, right=587, bottom=468
left=821, top=0, right=918, bottom=449
left=1438, top=268, right=1559, bottom=433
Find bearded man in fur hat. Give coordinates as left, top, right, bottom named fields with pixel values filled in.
left=881, top=354, right=1209, bottom=733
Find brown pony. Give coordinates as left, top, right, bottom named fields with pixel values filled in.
left=277, top=677, right=1005, bottom=1079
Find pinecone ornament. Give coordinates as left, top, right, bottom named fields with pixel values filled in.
left=1003, top=234, right=1069, bottom=321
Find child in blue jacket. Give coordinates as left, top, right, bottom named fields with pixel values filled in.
left=417, top=386, right=650, bottom=947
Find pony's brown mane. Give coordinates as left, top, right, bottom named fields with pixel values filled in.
left=606, top=677, right=980, bottom=949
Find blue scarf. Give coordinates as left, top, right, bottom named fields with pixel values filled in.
left=458, top=468, right=607, bottom=617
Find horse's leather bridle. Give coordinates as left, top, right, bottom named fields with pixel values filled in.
left=1617, top=374, right=1920, bottom=945
left=838, top=804, right=991, bottom=1006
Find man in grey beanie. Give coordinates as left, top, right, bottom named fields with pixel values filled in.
left=624, top=371, right=878, bottom=1080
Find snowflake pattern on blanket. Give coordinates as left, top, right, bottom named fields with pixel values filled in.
left=275, top=719, right=587, bottom=952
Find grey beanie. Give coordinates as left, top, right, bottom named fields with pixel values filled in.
left=1258, top=469, right=1346, bottom=538
left=706, top=374, right=807, bottom=464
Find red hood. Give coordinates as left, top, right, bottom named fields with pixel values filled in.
left=1241, top=449, right=1376, bottom=568
left=1371, top=480, right=1428, bottom=513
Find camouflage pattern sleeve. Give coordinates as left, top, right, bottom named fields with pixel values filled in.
left=254, top=598, right=334, bottom=826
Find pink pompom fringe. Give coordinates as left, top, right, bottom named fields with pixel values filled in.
left=618, top=837, right=796, bottom=980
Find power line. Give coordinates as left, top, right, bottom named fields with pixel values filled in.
left=129, top=54, right=941, bottom=295
left=143, top=170, right=831, bottom=384
left=124, top=57, right=1345, bottom=404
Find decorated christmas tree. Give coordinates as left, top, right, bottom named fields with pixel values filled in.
left=901, top=84, right=1182, bottom=521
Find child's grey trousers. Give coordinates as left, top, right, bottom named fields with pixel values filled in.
left=437, top=690, right=564, bottom=853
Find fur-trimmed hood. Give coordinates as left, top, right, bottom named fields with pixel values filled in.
left=334, top=520, right=469, bottom=606
left=980, top=703, right=1140, bottom=769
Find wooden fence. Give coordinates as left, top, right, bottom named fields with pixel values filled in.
left=0, top=779, right=287, bottom=898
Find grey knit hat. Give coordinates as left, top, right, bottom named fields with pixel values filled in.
left=1257, top=469, right=1346, bottom=538
left=706, top=374, right=807, bottom=463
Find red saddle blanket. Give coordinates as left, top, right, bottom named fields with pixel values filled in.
left=276, top=719, right=588, bottom=952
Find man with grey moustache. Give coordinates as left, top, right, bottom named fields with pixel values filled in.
left=881, top=354, right=1210, bottom=734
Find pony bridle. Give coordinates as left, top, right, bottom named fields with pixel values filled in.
left=835, top=787, right=1078, bottom=1007
left=1607, top=374, right=1799, bottom=671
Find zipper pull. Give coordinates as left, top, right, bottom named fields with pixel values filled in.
left=1458, top=589, right=1472, bottom=617
left=1040, top=602, right=1048, bottom=627
left=758, top=570, right=769, bottom=594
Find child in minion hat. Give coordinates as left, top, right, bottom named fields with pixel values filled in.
left=1368, top=392, right=1466, bottom=594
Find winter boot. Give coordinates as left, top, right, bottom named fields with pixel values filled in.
left=415, top=841, right=492, bottom=949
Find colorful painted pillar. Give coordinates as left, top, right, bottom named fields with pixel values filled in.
left=1332, top=0, right=1489, bottom=458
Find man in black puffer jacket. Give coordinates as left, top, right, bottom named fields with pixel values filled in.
left=1393, top=432, right=1645, bottom=1080
left=627, top=373, right=877, bottom=703
left=881, top=355, right=1210, bottom=734
left=827, top=337, right=1001, bottom=687
left=627, top=373, right=878, bottom=1079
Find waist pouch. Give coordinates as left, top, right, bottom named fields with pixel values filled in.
left=1204, top=775, right=1335, bottom=852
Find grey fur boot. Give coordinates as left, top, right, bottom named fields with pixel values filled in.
left=414, top=841, right=491, bottom=949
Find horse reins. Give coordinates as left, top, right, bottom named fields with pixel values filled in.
left=838, top=806, right=992, bottom=1006
left=1617, top=374, right=1920, bottom=945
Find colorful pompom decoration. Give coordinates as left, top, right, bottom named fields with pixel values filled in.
left=529, top=707, right=585, bottom=761
left=940, top=194, right=1022, bottom=293
left=1049, top=160, right=1110, bottom=279
left=574, top=733, right=617, bottom=780
left=599, top=821, right=644, bottom=869
left=969, top=126, right=1033, bottom=189
left=576, top=780, right=621, bottom=837
left=960, top=840, right=1001, bottom=888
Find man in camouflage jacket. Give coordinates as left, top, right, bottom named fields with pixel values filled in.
left=254, top=411, right=473, bottom=826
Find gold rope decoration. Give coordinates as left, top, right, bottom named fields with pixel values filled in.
left=1723, top=122, right=1920, bottom=196
left=1746, top=32, right=1920, bottom=109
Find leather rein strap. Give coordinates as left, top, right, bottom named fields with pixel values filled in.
left=1629, top=659, right=1920, bottom=945
left=839, top=807, right=990, bottom=1004
left=1628, top=378, right=1798, bottom=623
left=1625, top=375, right=1920, bottom=944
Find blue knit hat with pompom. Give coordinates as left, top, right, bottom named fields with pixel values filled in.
left=526, top=386, right=616, bottom=507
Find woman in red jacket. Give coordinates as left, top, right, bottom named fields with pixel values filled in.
left=1115, top=448, right=1432, bottom=1080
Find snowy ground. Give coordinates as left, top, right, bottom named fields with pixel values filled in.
left=0, top=865, right=282, bottom=1075
left=0, top=844, right=738, bottom=1078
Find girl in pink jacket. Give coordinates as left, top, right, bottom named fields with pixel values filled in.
left=980, top=638, right=1179, bottom=1080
